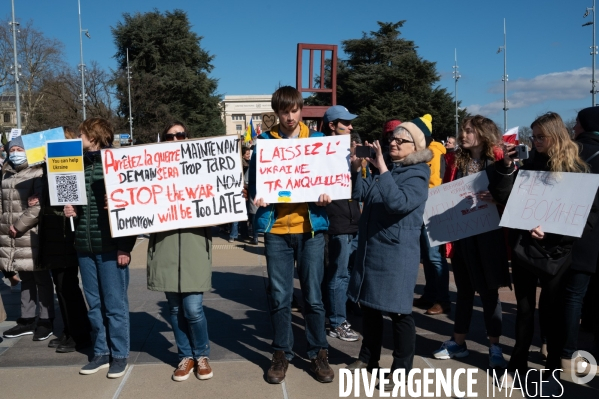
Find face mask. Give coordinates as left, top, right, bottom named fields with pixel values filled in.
left=9, top=151, right=27, bottom=166
left=1, top=152, right=6, bottom=158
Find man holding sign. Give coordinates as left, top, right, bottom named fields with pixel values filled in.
left=248, top=86, right=334, bottom=384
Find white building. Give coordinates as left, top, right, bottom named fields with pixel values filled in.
left=221, top=95, right=276, bottom=136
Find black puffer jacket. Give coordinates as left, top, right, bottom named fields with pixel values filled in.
left=39, top=168, right=79, bottom=269
left=572, top=132, right=599, bottom=273
left=326, top=199, right=361, bottom=235
left=74, top=151, right=136, bottom=254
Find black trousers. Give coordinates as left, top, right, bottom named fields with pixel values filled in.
left=51, top=266, right=91, bottom=342
left=358, top=305, right=415, bottom=372
left=507, top=259, right=568, bottom=373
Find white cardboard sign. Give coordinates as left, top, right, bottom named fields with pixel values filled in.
left=46, top=139, right=87, bottom=206
left=255, top=135, right=351, bottom=203
left=423, top=172, right=501, bottom=246
left=102, top=135, right=247, bottom=238
left=499, top=170, right=599, bottom=237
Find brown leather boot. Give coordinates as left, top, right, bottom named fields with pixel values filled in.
left=266, top=350, right=288, bottom=384
left=311, top=349, right=334, bottom=383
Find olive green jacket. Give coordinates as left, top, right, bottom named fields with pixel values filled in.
left=147, top=227, right=212, bottom=293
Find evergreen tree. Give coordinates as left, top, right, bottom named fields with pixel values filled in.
left=308, top=21, right=467, bottom=143
left=112, top=9, right=224, bottom=142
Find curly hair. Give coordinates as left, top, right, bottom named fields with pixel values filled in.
left=455, top=115, right=502, bottom=174
left=531, top=112, right=588, bottom=173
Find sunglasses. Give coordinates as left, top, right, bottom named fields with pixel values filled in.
left=388, top=137, right=414, bottom=145
left=165, top=132, right=187, bottom=141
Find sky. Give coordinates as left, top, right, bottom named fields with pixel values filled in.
left=3, top=0, right=599, bottom=132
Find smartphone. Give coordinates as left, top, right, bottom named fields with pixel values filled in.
left=355, top=145, right=376, bottom=158
left=509, top=144, right=529, bottom=160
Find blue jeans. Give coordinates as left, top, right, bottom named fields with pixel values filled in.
left=557, top=269, right=591, bottom=359
left=229, top=222, right=239, bottom=240
left=78, top=251, right=130, bottom=359
left=419, top=225, right=450, bottom=303
left=265, top=232, right=328, bottom=360
left=325, top=233, right=357, bottom=328
left=165, top=292, right=210, bottom=360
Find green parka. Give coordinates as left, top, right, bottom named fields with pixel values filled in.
left=74, top=151, right=136, bottom=254
left=147, top=227, right=212, bottom=293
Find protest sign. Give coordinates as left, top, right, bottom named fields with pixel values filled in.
left=499, top=170, right=599, bottom=237
left=102, top=135, right=247, bottom=238
left=46, top=139, right=86, bottom=206
left=254, top=135, right=351, bottom=203
left=9, top=128, right=21, bottom=140
left=21, top=127, right=65, bottom=166
left=423, top=172, right=501, bottom=246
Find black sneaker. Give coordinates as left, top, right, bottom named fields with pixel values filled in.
left=56, top=335, right=92, bottom=353
left=48, top=333, right=68, bottom=348
left=3, top=318, right=35, bottom=338
left=107, top=358, right=128, bottom=378
left=80, top=355, right=110, bottom=375
left=33, top=320, right=53, bottom=341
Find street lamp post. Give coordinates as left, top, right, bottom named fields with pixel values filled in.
left=78, top=0, right=90, bottom=121
left=497, top=18, right=508, bottom=132
left=126, top=48, right=133, bottom=144
left=452, top=48, right=461, bottom=137
left=583, top=0, right=598, bottom=106
left=10, top=0, right=21, bottom=130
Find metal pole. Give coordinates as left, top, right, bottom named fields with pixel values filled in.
left=503, top=18, right=508, bottom=132
left=10, top=0, right=21, bottom=130
left=78, top=0, right=86, bottom=120
left=594, top=0, right=597, bottom=106
left=126, top=48, right=133, bottom=143
left=453, top=49, right=460, bottom=136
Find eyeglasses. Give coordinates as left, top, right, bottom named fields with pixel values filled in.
left=165, top=132, right=187, bottom=141
left=531, top=135, right=547, bottom=143
left=388, top=137, right=414, bottom=145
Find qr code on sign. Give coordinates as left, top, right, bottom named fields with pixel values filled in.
left=55, top=174, right=80, bottom=203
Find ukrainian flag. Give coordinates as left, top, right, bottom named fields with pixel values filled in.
left=21, top=127, right=66, bottom=166
left=244, top=118, right=256, bottom=142
left=47, top=140, right=84, bottom=172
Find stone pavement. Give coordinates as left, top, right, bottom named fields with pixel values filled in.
left=0, top=227, right=598, bottom=399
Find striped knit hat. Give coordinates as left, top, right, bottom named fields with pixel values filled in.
left=395, top=114, right=432, bottom=152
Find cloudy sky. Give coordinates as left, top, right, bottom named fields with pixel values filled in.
left=2, top=0, right=597, bottom=131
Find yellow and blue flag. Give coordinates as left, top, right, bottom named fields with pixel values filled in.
left=47, top=140, right=84, bottom=172
left=21, top=127, right=66, bottom=166
left=244, top=118, right=256, bottom=142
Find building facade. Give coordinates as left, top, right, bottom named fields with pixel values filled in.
left=221, top=95, right=277, bottom=136
left=0, top=94, right=27, bottom=135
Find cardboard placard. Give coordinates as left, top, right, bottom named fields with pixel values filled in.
left=46, top=139, right=87, bottom=205
left=423, top=172, right=501, bottom=246
left=255, top=135, right=351, bottom=203
left=102, top=135, right=247, bottom=238
left=499, top=170, right=599, bottom=237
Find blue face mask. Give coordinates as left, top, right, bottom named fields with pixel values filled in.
left=9, top=151, right=27, bottom=166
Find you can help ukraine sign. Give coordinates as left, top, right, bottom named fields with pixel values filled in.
left=45, top=139, right=87, bottom=206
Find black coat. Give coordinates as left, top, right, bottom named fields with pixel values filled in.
left=490, top=152, right=599, bottom=274
left=326, top=199, right=361, bottom=235
left=572, top=132, right=599, bottom=273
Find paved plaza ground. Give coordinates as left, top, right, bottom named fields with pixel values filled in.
left=1, top=227, right=598, bottom=398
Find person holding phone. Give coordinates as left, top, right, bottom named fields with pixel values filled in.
left=64, top=118, right=136, bottom=379
left=346, top=115, right=433, bottom=391
left=490, top=112, right=599, bottom=390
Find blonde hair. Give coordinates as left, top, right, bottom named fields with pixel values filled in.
left=531, top=112, right=588, bottom=173
left=456, top=115, right=502, bottom=174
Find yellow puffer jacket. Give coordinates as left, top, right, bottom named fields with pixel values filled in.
left=427, top=141, right=446, bottom=188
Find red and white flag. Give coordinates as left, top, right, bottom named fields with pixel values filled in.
left=503, top=126, right=518, bottom=144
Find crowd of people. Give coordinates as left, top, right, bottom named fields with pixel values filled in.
left=0, top=85, right=598, bottom=395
